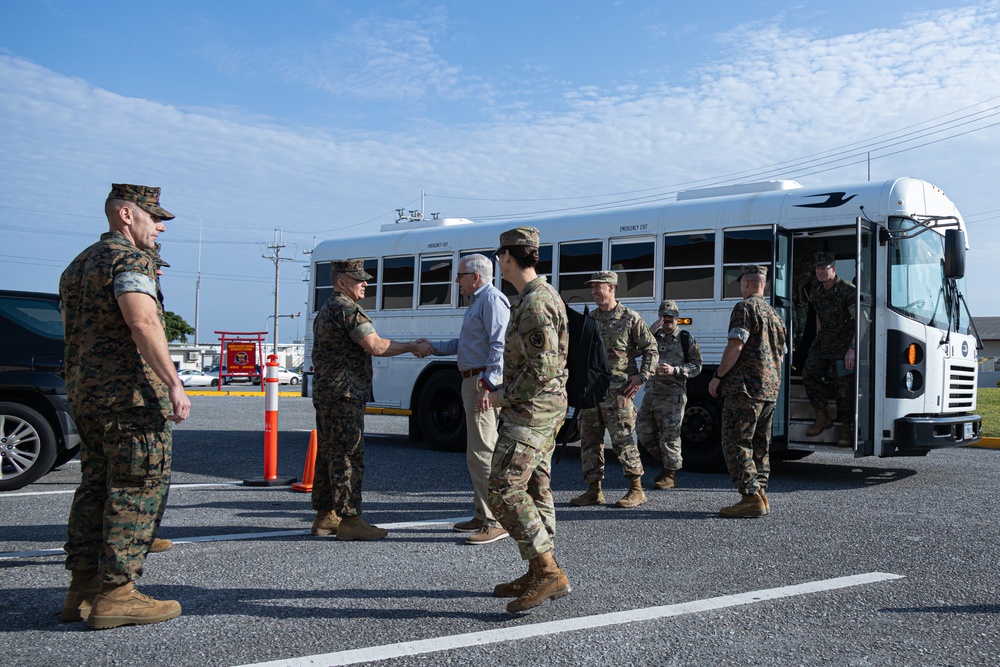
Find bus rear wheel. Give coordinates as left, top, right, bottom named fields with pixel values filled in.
left=416, top=370, right=466, bottom=452
left=680, top=401, right=725, bottom=472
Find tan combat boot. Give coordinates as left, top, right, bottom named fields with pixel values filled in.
left=311, top=509, right=341, bottom=536
left=86, top=582, right=182, bottom=630
left=506, top=551, right=572, bottom=613
left=806, top=406, right=833, bottom=437
left=570, top=481, right=604, bottom=507
left=149, top=538, right=173, bottom=553
left=615, top=477, right=648, bottom=508
left=336, top=515, right=388, bottom=541
left=653, top=469, right=676, bottom=490
left=759, top=489, right=771, bottom=515
left=493, top=559, right=537, bottom=598
left=60, top=569, right=101, bottom=622
left=837, top=422, right=853, bottom=447
left=719, top=491, right=767, bottom=518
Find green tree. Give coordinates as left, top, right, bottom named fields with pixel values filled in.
left=164, top=310, right=195, bottom=343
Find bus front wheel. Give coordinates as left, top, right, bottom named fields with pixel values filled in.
left=416, top=370, right=466, bottom=452
left=680, top=400, right=725, bottom=472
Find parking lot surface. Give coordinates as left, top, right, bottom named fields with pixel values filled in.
left=2, top=396, right=998, bottom=666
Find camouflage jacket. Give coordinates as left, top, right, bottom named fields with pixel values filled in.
left=59, top=231, right=169, bottom=417
left=311, top=292, right=376, bottom=405
left=809, top=277, right=857, bottom=358
left=590, top=302, right=657, bottom=388
left=721, top=295, right=787, bottom=402
left=498, top=276, right=568, bottom=427
left=645, top=327, right=703, bottom=396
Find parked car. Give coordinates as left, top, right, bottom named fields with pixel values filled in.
left=0, top=290, right=81, bottom=491
left=252, top=366, right=301, bottom=385
left=178, top=369, right=219, bottom=387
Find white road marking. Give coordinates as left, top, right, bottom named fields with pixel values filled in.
left=0, top=516, right=467, bottom=560
left=235, top=572, right=905, bottom=667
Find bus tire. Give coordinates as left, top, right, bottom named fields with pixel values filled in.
left=416, top=370, right=466, bottom=452
left=680, top=400, right=725, bottom=473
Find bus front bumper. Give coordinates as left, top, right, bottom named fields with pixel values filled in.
left=893, top=414, right=982, bottom=451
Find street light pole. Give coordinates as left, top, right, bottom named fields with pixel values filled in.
left=263, top=229, right=293, bottom=355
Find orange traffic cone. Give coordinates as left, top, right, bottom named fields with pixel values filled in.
left=291, top=430, right=317, bottom=493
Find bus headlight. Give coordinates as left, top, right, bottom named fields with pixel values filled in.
left=905, top=371, right=915, bottom=391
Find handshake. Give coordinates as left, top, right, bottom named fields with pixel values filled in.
left=411, top=338, right=434, bottom=359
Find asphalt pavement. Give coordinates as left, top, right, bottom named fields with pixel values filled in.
left=2, top=395, right=998, bottom=666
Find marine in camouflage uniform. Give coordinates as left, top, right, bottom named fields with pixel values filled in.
left=310, top=259, right=429, bottom=540
left=802, top=252, right=860, bottom=446
left=708, top=265, right=786, bottom=518
left=572, top=270, right=657, bottom=508
left=60, top=184, right=189, bottom=628
left=486, top=226, right=571, bottom=613
left=636, top=300, right=703, bottom=488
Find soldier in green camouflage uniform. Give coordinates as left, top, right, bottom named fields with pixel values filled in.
left=311, top=259, right=431, bottom=541
left=60, top=184, right=190, bottom=629
left=571, top=270, right=657, bottom=509
left=484, top=226, right=571, bottom=614
left=708, top=265, right=786, bottom=519
left=802, top=252, right=863, bottom=446
left=636, top=300, right=703, bottom=490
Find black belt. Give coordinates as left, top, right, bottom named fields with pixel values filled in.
left=460, top=367, right=487, bottom=379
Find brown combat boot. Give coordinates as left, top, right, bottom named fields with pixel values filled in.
left=506, top=551, right=572, bottom=613
left=60, top=569, right=101, bottom=622
left=311, top=509, right=341, bottom=536
left=653, top=469, right=676, bottom=490
left=837, top=422, right=853, bottom=447
left=336, top=515, right=388, bottom=541
left=149, top=538, right=173, bottom=553
left=570, top=481, right=604, bottom=507
left=493, top=560, right=537, bottom=598
left=86, top=582, right=182, bottom=630
left=806, top=406, right=833, bottom=437
left=719, top=491, right=767, bottom=518
left=615, top=477, right=648, bottom=508
left=759, top=489, right=771, bottom=515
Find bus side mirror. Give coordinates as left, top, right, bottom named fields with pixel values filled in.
left=944, top=229, right=966, bottom=279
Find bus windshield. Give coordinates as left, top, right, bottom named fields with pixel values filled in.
left=887, top=218, right=969, bottom=332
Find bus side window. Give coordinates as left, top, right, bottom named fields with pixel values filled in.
left=383, top=256, right=415, bottom=310
left=420, top=255, right=452, bottom=307
left=611, top=238, right=655, bottom=299
left=558, top=240, right=602, bottom=302
left=723, top=228, right=772, bottom=299
left=664, top=232, right=715, bottom=301
left=314, top=261, right=333, bottom=313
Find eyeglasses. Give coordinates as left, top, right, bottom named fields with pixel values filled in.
left=494, top=247, right=508, bottom=259
left=456, top=272, right=475, bottom=278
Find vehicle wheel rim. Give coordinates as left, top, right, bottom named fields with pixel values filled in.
left=681, top=405, right=715, bottom=448
left=0, top=415, right=42, bottom=478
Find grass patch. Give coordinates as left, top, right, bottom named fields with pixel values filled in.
left=978, top=388, right=1000, bottom=438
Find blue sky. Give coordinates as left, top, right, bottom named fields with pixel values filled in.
left=2, top=0, right=1000, bottom=342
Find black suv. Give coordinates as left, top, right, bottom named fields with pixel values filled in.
left=0, top=290, right=80, bottom=491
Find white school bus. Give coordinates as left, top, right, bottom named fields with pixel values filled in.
left=303, top=177, right=982, bottom=470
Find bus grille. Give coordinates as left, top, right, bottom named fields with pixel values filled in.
left=946, top=361, right=977, bottom=410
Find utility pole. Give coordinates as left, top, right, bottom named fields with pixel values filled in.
left=263, top=229, right=293, bottom=354
left=194, top=217, right=202, bottom=345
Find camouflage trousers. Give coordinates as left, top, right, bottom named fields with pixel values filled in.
left=721, top=393, right=774, bottom=496
left=802, top=345, right=854, bottom=423
left=488, top=418, right=563, bottom=561
left=578, top=390, right=643, bottom=483
left=636, top=392, right=687, bottom=471
left=64, top=409, right=171, bottom=585
left=313, top=397, right=366, bottom=518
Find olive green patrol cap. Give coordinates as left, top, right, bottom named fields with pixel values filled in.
left=813, top=251, right=836, bottom=267
left=737, top=264, right=768, bottom=281
left=332, top=259, right=373, bottom=281
left=108, top=183, right=175, bottom=220
left=584, top=270, right=618, bottom=286
left=659, top=299, right=679, bottom=316
left=499, top=226, right=540, bottom=248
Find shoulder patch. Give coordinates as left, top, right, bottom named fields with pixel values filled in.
left=529, top=331, right=545, bottom=348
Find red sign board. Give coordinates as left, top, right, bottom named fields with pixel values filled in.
left=227, top=343, right=257, bottom=373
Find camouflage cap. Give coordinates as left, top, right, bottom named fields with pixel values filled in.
left=813, top=251, right=836, bottom=267
left=737, top=264, right=768, bottom=281
left=108, top=183, right=175, bottom=220
left=585, top=270, right=618, bottom=286
left=332, top=259, right=373, bottom=281
left=658, top=299, right=679, bottom=316
left=499, top=226, right=540, bottom=248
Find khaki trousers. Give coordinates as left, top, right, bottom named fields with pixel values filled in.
left=462, top=375, right=501, bottom=527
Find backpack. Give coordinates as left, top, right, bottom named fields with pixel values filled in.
left=564, top=301, right=612, bottom=409
left=679, top=329, right=692, bottom=364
